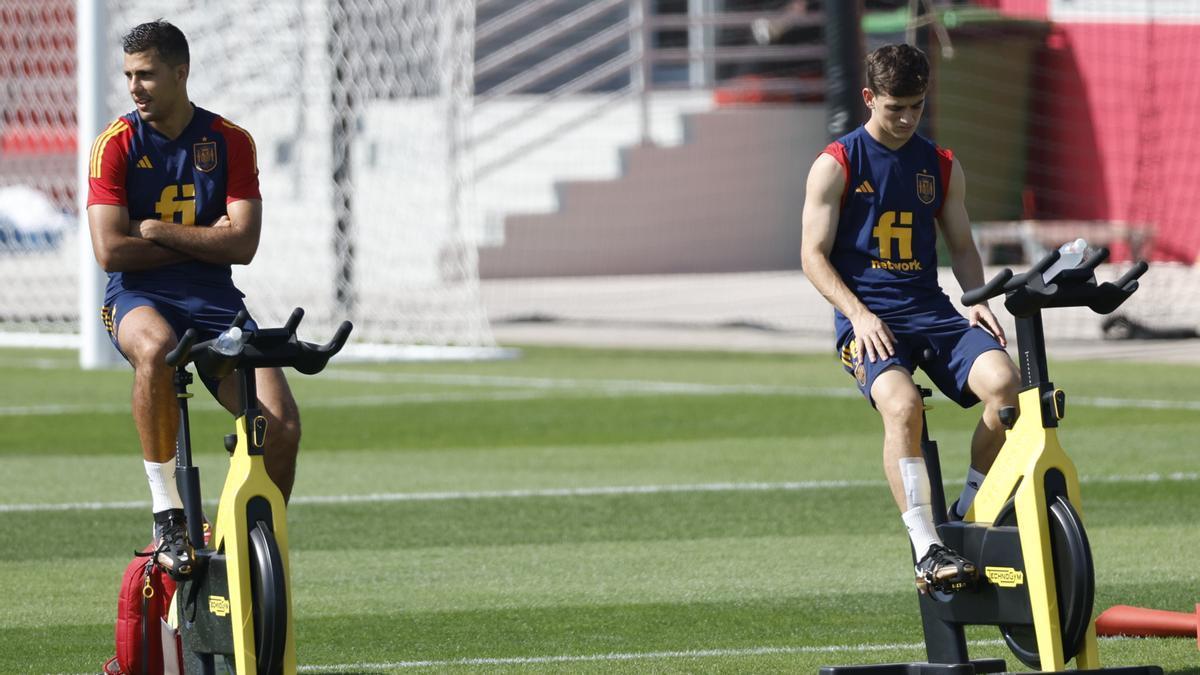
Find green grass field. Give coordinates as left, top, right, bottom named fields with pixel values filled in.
left=1, top=345, right=1197, bottom=673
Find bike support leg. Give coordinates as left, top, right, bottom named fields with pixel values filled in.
left=916, top=410, right=971, bottom=664
left=173, top=367, right=206, bottom=548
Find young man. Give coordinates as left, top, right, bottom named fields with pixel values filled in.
left=87, top=20, right=301, bottom=579
left=800, top=44, right=1020, bottom=593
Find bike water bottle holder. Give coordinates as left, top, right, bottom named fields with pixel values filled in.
left=165, top=307, right=354, bottom=379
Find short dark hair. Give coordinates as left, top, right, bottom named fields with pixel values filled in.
left=122, top=20, right=189, bottom=66
left=865, top=43, right=929, bottom=97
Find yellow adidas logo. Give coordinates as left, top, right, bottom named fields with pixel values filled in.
left=136, top=155, right=153, bottom=169
left=855, top=180, right=875, bottom=194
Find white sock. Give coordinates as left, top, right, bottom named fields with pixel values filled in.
left=903, top=505, right=941, bottom=561
left=955, top=466, right=987, bottom=517
left=145, top=458, right=183, bottom=514
left=899, top=457, right=941, bottom=560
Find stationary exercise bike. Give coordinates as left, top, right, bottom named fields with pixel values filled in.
left=164, top=308, right=352, bottom=675
left=823, top=247, right=1160, bottom=674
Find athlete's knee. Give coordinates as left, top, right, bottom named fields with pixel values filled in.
left=125, top=333, right=175, bottom=372
left=973, top=357, right=1020, bottom=406
left=877, top=390, right=924, bottom=429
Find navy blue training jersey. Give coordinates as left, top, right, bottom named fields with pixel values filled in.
left=87, top=105, right=260, bottom=300
left=823, top=126, right=954, bottom=327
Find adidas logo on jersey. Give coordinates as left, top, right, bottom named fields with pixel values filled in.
left=136, top=155, right=153, bottom=169
left=855, top=180, right=875, bottom=194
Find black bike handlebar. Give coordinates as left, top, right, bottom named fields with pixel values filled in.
left=961, top=247, right=1147, bottom=317
left=284, top=307, right=304, bottom=334
left=1002, top=248, right=1063, bottom=294
left=164, top=307, right=354, bottom=377
left=166, top=310, right=253, bottom=368
left=1115, top=260, right=1150, bottom=289
left=165, top=328, right=199, bottom=368
left=960, top=268, right=1014, bottom=307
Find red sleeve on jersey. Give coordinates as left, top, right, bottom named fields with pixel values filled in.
left=935, top=146, right=954, bottom=218
left=821, top=141, right=851, bottom=209
left=86, top=119, right=132, bottom=207
left=213, top=117, right=262, bottom=203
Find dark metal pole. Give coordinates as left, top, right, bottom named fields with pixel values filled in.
left=1015, top=312, right=1059, bottom=429
left=915, top=393, right=970, bottom=664
left=173, top=367, right=206, bottom=548
left=913, top=0, right=936, bottom=139
left=1015, top=313, right=1050, bottom=390
left=331, top=0, right=356, bottom=316
left=824, top=0, right=865, bottom=140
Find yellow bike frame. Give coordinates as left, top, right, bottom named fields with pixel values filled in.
left=965, top=385, right=1099, bottom=671
left=208, top=411, right=297, bottom=674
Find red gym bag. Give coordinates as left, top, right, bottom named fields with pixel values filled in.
left=103, top=545, right=184, bottom=675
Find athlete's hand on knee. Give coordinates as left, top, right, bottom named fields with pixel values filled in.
left=851, top=312, right=896, bottom=362
left=968, top=305, right=1007, bottom=348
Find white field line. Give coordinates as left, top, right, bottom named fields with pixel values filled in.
left=68, top=636, right=1158, bottom=674
left=0, top=391, right=553, bottom=416
left=294, top=639, right=1011, bottom=672
left=322, top=370, right=1200, bottom=412
left=323, top=369, right=835, bottom=395
left=4, top=368, right=1200, bottom=415
left=2, top=473, right=1195, bottom=514
left=0, top=355, right=76, bottom=369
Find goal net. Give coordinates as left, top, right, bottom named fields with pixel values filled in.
left=0, top=0, right=498, bottom=358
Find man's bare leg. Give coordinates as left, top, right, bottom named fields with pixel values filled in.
left=873, top=366, right=977, bottom=592
left=951, top=350, right=1021, bottom=518
left=116, top=305, right=194, bottom=577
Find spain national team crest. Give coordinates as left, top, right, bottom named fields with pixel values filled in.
left=193, top=141, right=218, bottom=173
left=916, top=171, right=936, bottom=205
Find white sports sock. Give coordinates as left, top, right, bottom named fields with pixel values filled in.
left=145, top=458, right=183, bottom=514
left=903, top=505, right=941, bottom=561
left=955, top=466, right=987, bottom=517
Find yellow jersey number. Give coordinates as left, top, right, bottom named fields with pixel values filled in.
left=154, top=184, right=196, bottom=226
left=872, top=210, right=913, bottom=261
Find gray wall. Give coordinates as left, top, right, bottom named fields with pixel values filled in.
left=479, top=104, right=830, bottom=278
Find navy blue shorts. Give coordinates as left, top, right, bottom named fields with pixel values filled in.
left=102, top=285, right=258, bottom=397
left=836, top=308, right=1003, bottom=409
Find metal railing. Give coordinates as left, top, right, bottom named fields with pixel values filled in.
left=472, top=0, right=827, bottom=181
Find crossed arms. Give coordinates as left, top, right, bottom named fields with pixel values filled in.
left=88, top=198, right=262, bottom=273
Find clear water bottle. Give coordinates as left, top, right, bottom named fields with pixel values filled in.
left=212, top=326, right=245, bottom=356
left=1041, top=238, right=1088, bottom=284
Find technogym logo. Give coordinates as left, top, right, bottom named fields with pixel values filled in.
left=985, top=566, right=1025, bottom=588
left=209, top=595, right=230, bottom=616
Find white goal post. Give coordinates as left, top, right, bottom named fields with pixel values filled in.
left=2, top=0, right=503, bottom=366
